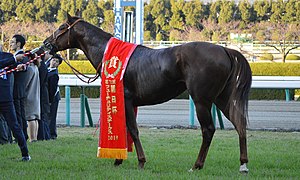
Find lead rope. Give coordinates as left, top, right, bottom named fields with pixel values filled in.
left=0, top=51, right=47, bottom=76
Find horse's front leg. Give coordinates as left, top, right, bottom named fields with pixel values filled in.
left=114, top=97, right=146, bottom=169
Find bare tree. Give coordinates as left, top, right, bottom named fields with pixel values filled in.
left=254, top=22, right=300, bottom=63
left=266, top=23, right=300, bottom=62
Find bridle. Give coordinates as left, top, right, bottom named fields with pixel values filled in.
left=52, top=18, right=83, bottom=46
left=48, top=18, right=101, bottom=84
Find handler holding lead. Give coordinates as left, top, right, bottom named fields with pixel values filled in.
left=0, top=49, right=31, bottom=161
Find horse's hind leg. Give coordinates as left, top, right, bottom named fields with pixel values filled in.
left=215, top=90, right=249, bottom=173
left=190, top=99, right=215, bottom=171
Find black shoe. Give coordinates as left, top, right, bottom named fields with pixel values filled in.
left=21, top=155, right=31, bottom=162
left=51, top=136, right=57, bottom=140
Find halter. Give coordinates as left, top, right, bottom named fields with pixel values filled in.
left=50, top=18, right=101, bottom=84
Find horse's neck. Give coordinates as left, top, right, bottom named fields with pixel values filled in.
left=77, top=28, right=112, bottom=70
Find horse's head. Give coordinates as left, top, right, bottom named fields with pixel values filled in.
left=43, top=13, right=82, bottom=55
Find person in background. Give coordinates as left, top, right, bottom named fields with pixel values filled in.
left=37, top=53, right=50, bottom=141
left=10, top=34, right=28, bottom=140
left=44, top=52, right=53, bottom=67
left=24, top=51, right=40, bottom=142
left=48, top=54, right=62, bottom=140
left=0, top=49, right=31, bottom=161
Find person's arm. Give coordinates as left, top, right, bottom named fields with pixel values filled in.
left=0, top=52, right=18, bottom=69
left=48, top=73, right=59, bottom=103
left=15, top=54, right=27, bottom=61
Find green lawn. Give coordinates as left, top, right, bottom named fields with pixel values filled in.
left=0, top=127, right=299, bottom=179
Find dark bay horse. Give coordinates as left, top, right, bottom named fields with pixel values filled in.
left=44, top=14, right=252, bottom=173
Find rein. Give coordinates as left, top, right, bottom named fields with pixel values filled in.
left=51, top=18, right=101, bottom=83
left=62, top=58, right=101, bottom=84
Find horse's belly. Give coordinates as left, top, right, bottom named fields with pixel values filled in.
left=133, top=82, right=186, bottom=106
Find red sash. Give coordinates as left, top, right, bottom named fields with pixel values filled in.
left=97, top=38, right=137, bottom=159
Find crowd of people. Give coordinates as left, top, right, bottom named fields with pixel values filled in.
left=0, top=34, right=63, bottom=161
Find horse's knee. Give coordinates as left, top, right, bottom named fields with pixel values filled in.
left=202, top=125, right=215, bottom=143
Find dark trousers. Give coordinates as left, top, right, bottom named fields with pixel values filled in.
left=49, top=101, right=59, bottom=138
left=0, top=101, right=29, bottom=157
left=0, top=114, right=12, bottom=144
left=37, top=112, right=50, bottom=140
left=14, top=97, right=28, bottom=140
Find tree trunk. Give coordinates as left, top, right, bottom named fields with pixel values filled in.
left=282, top=53, right=286, bottom=63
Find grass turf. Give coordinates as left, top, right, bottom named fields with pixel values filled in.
left=0, top=127, right=299, bottom=179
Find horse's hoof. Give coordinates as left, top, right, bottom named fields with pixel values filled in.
left=114, top=159, right=123, bottom=166
left=239, top=163, right=249, bottom=174
left=138, top=162, right=145, bottom=170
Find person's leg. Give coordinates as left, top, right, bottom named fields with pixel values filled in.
left=13, top=99, right=22, bottom=143
left=20, top=97, right=28, bottom=140
left=37, top=111, right=51, bottom=140
left=49, top=101, right=59, bottom=139
left=43, top=112, right=51, bottom=140
left=37, top=118, right=45, bottom=140
left=27, top=120, right=38, bottom=142
left=1, top=102, right=29, bottom=157
left=0, top=114, right=9, bottom=144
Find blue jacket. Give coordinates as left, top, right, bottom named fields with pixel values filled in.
left=0, top=52, right=16, bottom=102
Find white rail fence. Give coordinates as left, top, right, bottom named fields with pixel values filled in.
left=58, top=75, right=300, bottom=127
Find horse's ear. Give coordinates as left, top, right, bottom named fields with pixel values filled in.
left=67, top=13, right=72, bottom=22
left=75, top=9, right=82, bottom=18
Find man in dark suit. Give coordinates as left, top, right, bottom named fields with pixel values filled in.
left=37, top=54, right=50, bottom=141
left=10, top=34, right=28, bottom=140
left=0, top=44, right=12, bottom=144
left=48, top=54, right=62, bottom=140
left=0, top=51, right=31, bottom=161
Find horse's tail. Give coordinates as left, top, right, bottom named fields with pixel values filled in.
left=226, top=48, right=252, bottom=130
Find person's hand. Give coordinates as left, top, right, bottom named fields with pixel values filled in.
left=35, top=53, right=42, bottom=63
left=16, top=64, right=26, bottom=71
left=15, top=54, right=25, bottom=62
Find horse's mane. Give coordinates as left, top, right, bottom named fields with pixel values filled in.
left=68, top=16, right=113, bottom=40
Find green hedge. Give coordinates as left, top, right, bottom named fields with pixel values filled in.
left=58, top=60, right=97, bottom=74
left=249, top=63, right=300, bottom=76
left=258, top=53, right=274, bottom=61
left=286, top=54, right=300, bottom=60
left=58, top=61, right=300, bottom=100
left=58, top=61, right=300, bottom=76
